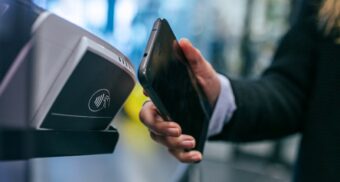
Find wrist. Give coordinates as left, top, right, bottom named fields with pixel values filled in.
left=210, top=74, right=221, bottom=107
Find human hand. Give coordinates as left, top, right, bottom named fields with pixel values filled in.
left=139, top=101, right=202, bottom=162
left=179, top=38, right=220, bottom=107
left=139, top=39, right=220, bottom=163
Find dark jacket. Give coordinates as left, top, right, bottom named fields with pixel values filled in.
left=210, top=0, right=340, bottom=181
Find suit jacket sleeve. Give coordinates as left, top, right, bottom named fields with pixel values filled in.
left=210, top=0, right=320, bottom=142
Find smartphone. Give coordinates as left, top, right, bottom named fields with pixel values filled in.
left=138, top=18, right=212, bottom=154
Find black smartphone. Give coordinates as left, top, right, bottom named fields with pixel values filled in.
left=138, top=18, right=212, bottom=154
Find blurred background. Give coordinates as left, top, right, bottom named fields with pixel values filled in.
left=27, top=0, right=301, bottom=181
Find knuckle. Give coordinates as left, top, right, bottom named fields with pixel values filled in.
left=169, top=150, right=184, bottom=162
left=151, top=123, right=166, bottom=135
left=139, top=108, right=157, bottom=128
left=153, top=122, right=163, bottom=131
left=177, top=154, right=189, bottom=163
left=166, top=137, right=181, bottom=148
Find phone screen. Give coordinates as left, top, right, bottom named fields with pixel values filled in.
left=139, top=19, right=211, bottom=152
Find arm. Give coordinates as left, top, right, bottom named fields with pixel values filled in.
left=138, top=0, right=319, bottom=162
left=139, top=23, right=318, bottom=162
left=210, top=19, right=318, bottom=142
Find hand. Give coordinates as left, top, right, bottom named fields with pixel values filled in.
left=179, top=38, right=221, bottom=107
left=140, top=101, right=202, bottom=163
left=139, top=39, right=220, bottom=163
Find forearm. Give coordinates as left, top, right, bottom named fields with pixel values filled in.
left=210, top=77, right=306, bottom=142
left=207, top=76, right=306, bottom=142
left=208, top=19, right=317, bottom=142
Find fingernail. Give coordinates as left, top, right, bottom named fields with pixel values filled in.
left=191, top=154, right=202, bottom=161
left=167, top=128, right=179, bottom=136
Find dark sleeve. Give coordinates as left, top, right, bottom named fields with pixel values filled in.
left=210, top=0, right=320, bottom=142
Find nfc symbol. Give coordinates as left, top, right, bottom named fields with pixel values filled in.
left=88, top=89, right=111, bottom=112
left=94, top=94, right=110, bottom=108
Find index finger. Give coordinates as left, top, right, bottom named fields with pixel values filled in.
left=139, top=101, right=181, bottom=137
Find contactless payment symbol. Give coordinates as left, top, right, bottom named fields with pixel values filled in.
left=88, top=89, right=111, bottom=112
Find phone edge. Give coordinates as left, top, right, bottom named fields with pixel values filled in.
left=138, top=18, right=172, bottom=120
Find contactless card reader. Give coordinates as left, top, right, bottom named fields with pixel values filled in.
left=29, top=13, right=136, bottom=130
left=0, top=1, right=128, bottom=159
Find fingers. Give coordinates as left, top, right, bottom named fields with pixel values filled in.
left=139, top=101, right=181, bottom=137
left=150, top=132, right=196, bottom=149
left=139, top=101, right=202, bottom=163
left=169, top=149, right=202, bottom=163
left=178, top=38, right=221, bottom=107
left=179, top=38, right=205, bottom=69
left=178, top=38, right=214, bottom=78
left=150, top=132, right=202, bottom=163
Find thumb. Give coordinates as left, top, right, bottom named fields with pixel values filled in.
left=178, top=38, right=205, bottom=72
left=178, top=38, right=221, bottom=107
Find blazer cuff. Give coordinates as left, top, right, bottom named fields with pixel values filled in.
left=207, top=74, right=237, bottom=137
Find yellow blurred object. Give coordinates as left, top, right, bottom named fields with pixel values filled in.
left=124, top=84, right=148, bottom=124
